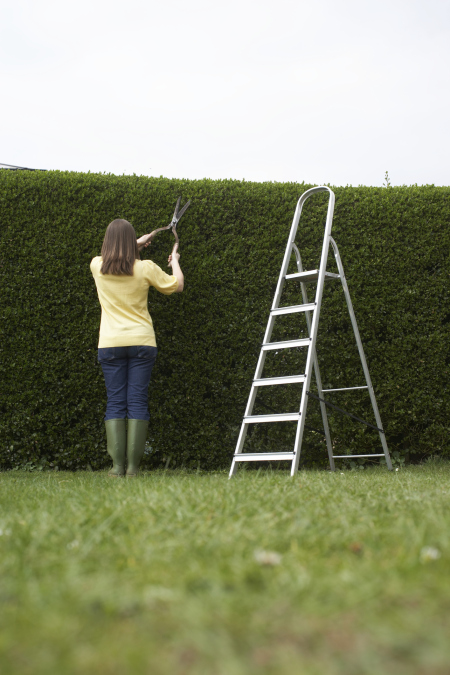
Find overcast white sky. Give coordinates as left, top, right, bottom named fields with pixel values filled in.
left=2, top=0, right=449, bottom=185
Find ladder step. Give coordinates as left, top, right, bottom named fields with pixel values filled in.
left=244, top=412, right=301, bottom=423
left=254, top=374, right=306, bottom=387
left=271, top=303, right=315, bottom=316
left=262, top=338, right=310, bottom=351
left=234, top=452, right=295, bottom=462
left=285, top=270, right=340, bottom=283
left=332, top=454, right=385, bottom=458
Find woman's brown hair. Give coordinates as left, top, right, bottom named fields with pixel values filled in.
left=100, top=219, right=140, bottom=276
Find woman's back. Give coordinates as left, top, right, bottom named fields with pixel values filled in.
left=90, top=256, right=178, bottom=348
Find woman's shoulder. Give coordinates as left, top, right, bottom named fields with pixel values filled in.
left=136, top=258, right=167, bottom=282
left=136, top=258, right=157, bottom=273
left=90, top=256, right=102, bottom=272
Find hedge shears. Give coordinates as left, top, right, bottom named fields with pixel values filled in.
left=141, top=196, right=191, bottom=250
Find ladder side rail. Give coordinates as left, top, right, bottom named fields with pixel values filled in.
left=231, top=358, right=261, bottom=476
left=232, top=320, right=271, bottom=475
left=229, top=422, right=249, bottom=476
left=248, top=318, right=276, bottom=415
left=329, top=237, right=393, bottom=471
left=247, top=188, right=312, bottom=418
left=291, top=189, right=336, bottom=475
left=232, top=350, right=266, bottom=474
left=292, top=244, right=335, bottom=471
left=230, top=190, right=309, bottom=477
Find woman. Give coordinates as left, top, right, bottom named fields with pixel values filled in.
left=90, top=218, right=184, bottom=477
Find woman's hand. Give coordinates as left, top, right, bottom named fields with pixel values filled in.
left=168, top=243, right=180, bottom=269
left=137, top=234, right=152, bottom=251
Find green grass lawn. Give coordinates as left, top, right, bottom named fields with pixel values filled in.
left=0, top=463, right=449, bottom=675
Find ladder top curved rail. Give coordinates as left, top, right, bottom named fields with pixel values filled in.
left=296, top=185, right=335, bottom=209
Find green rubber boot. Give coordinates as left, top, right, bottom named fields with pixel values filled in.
left=126, top=419, right=148, bottom=477
left=105, top=419, right=126, bottom=477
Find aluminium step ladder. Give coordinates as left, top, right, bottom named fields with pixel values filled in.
left=229, top=186, right=393, bottom=477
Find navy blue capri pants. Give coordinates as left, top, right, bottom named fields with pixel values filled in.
left=98, top=345, right=158, bottom=421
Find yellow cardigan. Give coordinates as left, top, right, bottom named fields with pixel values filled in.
left=90, top=257, right=178, bottom=348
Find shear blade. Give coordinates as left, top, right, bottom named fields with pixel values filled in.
left=172, top=195, right=181, bottom=218
left=176, top=199, right=191, bottom=221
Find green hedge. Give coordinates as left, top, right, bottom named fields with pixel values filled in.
left=1, top=171, right=449, bottom=471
